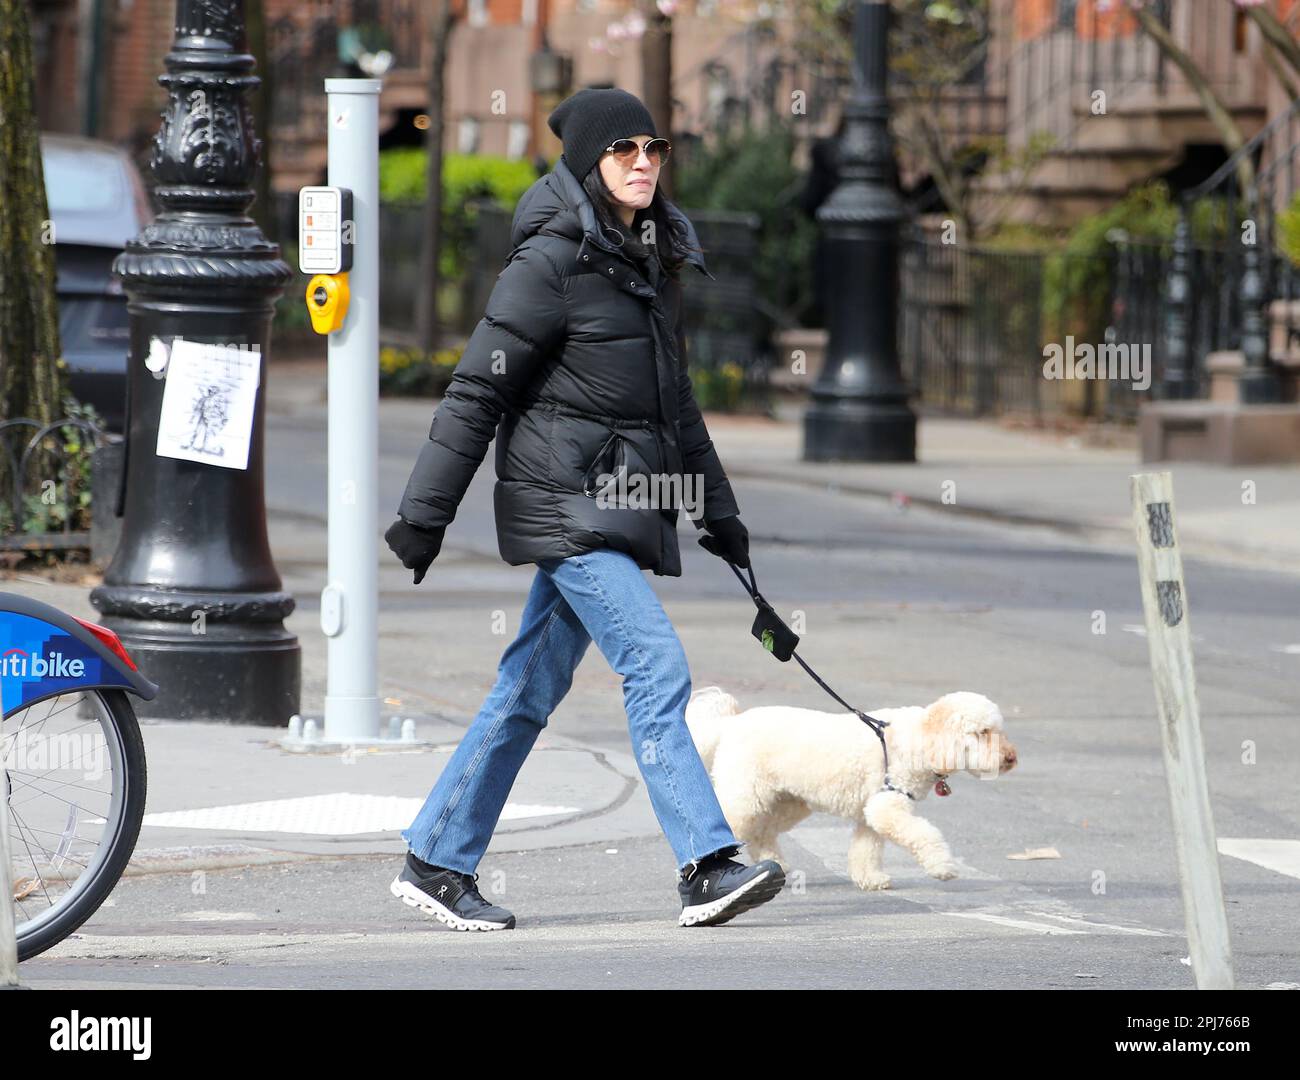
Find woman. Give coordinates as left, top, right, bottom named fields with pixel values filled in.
left=384, top=88, right=784, bottom=930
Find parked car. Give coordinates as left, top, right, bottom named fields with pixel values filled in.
left=40, top=133, right=153, bottom=434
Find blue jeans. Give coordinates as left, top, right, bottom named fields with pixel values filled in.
left=401, top=548, right=744, bottom=877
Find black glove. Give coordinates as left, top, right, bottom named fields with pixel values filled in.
left=697, top=514, right=750, bottom=569
left=385, top=518, right=445, bottom=585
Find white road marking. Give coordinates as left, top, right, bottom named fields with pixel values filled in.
left=789, top=819, right=1172, bottom=937
left=1218, top=838, right=1300, bottom=880
left=1019, top=909, right=1170, bottom=936
left=1269, top=644, right=1300, bottom=655
left=943, top=911, right=1087, bottom=935
left=1123, top=624, right=1202, bottom=644
left=127, top=793, right=581, bottom=836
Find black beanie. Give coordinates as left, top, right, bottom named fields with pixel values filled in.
left=547, top=88, right=658, bottom=182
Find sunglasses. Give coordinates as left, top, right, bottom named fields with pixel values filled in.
left=604, top=138, right=672, bottom=167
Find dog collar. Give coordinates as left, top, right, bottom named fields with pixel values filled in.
left=882, top=773, right=952, bottom=801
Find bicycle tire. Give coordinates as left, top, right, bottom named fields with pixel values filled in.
left=11, top=687, right=148, bottom=962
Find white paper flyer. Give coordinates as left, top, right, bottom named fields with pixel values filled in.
left=155, top=339, right=261, bottom=470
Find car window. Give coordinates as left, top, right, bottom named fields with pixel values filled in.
left=58, top=295, right=130, bottom=352
left=43, top=148, right=126, bottom=214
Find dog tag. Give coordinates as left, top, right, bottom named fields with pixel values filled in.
left=935, top=779, right=951, bottom=797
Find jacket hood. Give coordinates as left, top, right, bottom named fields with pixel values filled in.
left=510, top=157, right=715, bottom=279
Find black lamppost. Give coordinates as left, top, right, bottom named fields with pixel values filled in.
left=1237, top=193, right=1283, bottom=404
left=1160, top=208, right=1198, bottom=400
left=90, top=0, right=299, bottom=724
left=803, top=0, right=916, bottom=463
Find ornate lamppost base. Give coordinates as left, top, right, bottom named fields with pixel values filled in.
left=90, top=587, right=300, bottom=725
left=803, top=397, right=917, bottom=462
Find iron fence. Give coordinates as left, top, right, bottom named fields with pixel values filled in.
left=0, top=417, right=106, bottom=554
left=898, top=231, right=1137, bottom=420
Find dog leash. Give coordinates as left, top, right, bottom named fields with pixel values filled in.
left=718, top=555, right=914, bottom=800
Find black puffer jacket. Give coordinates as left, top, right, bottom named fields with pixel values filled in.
left=396, top=157, right=740, bottom=577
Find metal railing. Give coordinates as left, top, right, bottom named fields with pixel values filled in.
left=1146, top=97, right=1300, bottom=399
left=898, top=230, right=1130, bottom=419
left=0, top=417, right=106, bottom=554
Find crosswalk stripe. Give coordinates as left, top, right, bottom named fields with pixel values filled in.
left=943, top=911, right=1088, bottom=935
left=1018, top=910, right=1170, bottom=936
left=128, top=793, right=582, bottom=836
left=789, top=820, right=1171, bottom=937
left=1218, top=838, right=1300, bottom=880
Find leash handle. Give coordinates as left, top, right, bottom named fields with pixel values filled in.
left=724, top=557, right=759, bottom=602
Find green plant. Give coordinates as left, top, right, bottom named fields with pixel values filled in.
left=378, top=151, right=541, bottom=285
left=379, top=343, right=463, bottom=397
left=1277, top=191, right=1300, bottom=266
left=1039, top=183, right=1174, bottom=344
left=674, top=120, right=817, bottom=329
left=1, top=396, right=101, bottom=542
left=690, top=362, right=746, bottom=412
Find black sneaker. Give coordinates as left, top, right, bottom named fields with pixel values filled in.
left=678, top=851, right=786, bottom=927
left=390, top=852, right=516, bottom=931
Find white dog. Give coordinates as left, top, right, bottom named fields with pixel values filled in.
left=685, top=688, right=1018, bottom=890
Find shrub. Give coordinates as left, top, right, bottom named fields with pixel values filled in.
left=379, top=344, right=464, bottom=397
left=378, top=150, right=541, bottom=284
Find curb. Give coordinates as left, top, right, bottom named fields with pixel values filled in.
left=722, top=460, right=1300, bottom=575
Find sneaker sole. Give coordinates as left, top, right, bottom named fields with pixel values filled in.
left=390, top=877, right=516, bottom=931
left=679, top=867, right=786, bottom=927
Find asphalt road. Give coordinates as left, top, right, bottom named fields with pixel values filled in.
left=19, top=393, right=1299, bottom=990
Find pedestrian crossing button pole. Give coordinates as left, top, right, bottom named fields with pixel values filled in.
left=282, top=80, right=422, bottom=749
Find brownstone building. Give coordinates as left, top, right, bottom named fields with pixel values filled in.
left=31, top=0, right=1300, bottom=227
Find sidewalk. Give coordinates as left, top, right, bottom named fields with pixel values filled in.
left=706, top=402, right=1300, bottom=574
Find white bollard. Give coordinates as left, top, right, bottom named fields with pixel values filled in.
left=1130, top=471, right=1234, bottom=990
left=322, top=78, right=382, bottom=742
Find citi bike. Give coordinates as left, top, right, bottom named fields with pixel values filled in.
left=1, top=591, right=155, bottom=961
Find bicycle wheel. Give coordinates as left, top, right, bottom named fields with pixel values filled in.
left=4, top=687, right=147, bottom=962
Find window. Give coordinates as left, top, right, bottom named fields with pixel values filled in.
left=507, top=121, right=530, bottom=160
left=458, top=117, right=481, bottom=154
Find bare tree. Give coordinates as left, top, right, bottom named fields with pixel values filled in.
left=639, top=0, right=674, bottom=200
left=417, top=0, right=459, bottom=358
left=246, top=0, right=277, bottom=244
left=0, top=0, right=66, bottom=424
left=1235, top=0, right=1300, bottom=82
